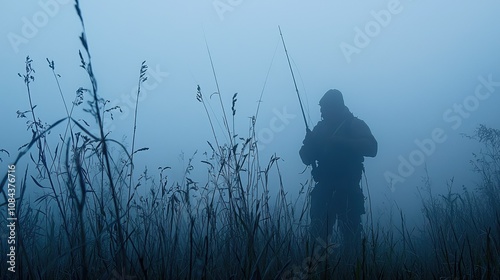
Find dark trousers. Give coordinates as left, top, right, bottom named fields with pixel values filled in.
left=309, top=180, right=365, bottom=254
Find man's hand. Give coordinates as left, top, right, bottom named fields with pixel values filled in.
left=303, top=129, right=314, bottom=145
left=300, top=129, right=317, bottom=165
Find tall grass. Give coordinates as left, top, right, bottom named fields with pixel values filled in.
left=1, top=2, right=500, bottom=279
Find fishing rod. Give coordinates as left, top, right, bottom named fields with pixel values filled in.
left=278, top=25, right=310, bottom=133
left=278, top=26, right=318, bottom=172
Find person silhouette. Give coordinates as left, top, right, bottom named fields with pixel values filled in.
left=299, top=89, right=377, bottom=254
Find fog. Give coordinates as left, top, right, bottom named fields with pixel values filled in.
left=2, top=0, right=500, bottom=260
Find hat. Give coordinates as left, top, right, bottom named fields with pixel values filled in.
left=319, top=89, right=344, bottom=108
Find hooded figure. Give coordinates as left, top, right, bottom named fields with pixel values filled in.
left=300, top=89, right=377, bottom=256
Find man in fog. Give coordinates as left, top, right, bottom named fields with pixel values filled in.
left=299, top=89, right=377, bottom=255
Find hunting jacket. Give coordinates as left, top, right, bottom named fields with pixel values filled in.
left=299, top=110, right=377, bottom=187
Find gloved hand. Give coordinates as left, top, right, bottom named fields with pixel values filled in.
left=311, top=166, right=322, bottom=182
left=300, top=129, right=318, bottom=165
left=300, top=147, right=315, bottom=165
left=303, top=129, right=314, bottom=145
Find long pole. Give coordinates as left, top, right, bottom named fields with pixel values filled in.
left=279, top=26, right=317, bottom=171
left=278, top=25, right=310, bottom=132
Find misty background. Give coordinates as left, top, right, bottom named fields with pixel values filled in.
left=1, top=0, right=500, bottom=226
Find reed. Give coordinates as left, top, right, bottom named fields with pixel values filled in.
left=1, top=3, right=499, bottom=279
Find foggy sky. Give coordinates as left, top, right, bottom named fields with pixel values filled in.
left=2, top=0, right=500, bottom=222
